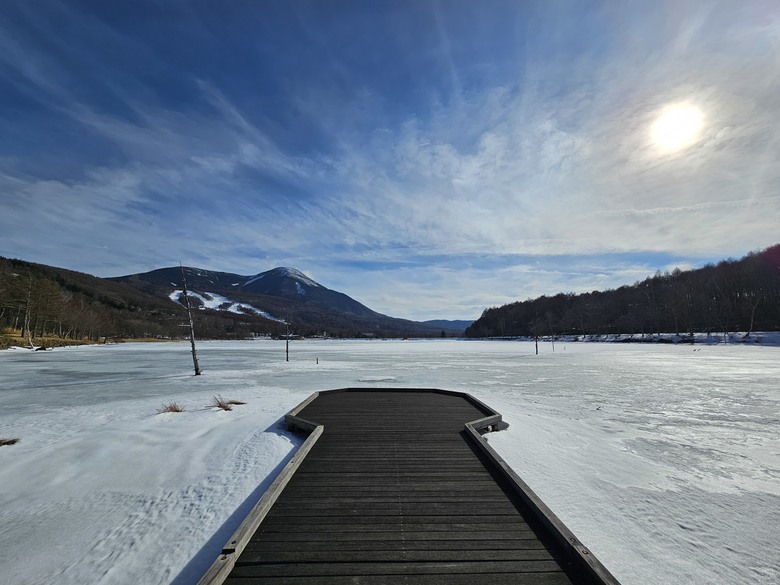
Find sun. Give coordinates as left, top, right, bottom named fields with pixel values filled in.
left=651, top=103, right=704, bottom=152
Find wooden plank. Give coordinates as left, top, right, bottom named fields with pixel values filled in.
left=248, top=529, right=539, bottom=542
left=242, top=539, right=550, bottom=553
left=270, top=494, right=511, bottom=504
left=237, top=548, right=555, bottom=563
left=225, top=573, right=571, bottom=585
left=223, top=573, right=574, bottom=585
left=292, top=470, right=492, bottom=478
left=229, top=560, right=566, bottom=577
left=276, top=479, right=505, bottom=489
left=278, top=480, right=506, bottom=490
left=258, top=514, right=527, bottom=526
left=258, top=522, right=531, bottom=533
left=256, top=516, right=534, bottom=539
left=269, top=500, right=516, bottom=511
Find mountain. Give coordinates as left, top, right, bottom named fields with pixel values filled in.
left=109, top=266, right=448, bottom=337
left=112, top=266, right=377, bottom=318
left=0, top=258, right=456, bottom=345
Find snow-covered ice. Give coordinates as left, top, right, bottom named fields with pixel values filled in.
left=0, top=339, right=778, bottom=584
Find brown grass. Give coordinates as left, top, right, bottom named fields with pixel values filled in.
left=1, top=329, right=100, bottom=350
left=210, top=396, right=246, bottom=410
left=210, top=395, right=232, bottom=410
left=0, top=329, right=183, bottom=352
left=157, top=402, right=185, bottom=413
left=0, top=438, right=20, bottom=446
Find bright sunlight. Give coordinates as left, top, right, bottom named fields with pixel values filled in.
left=651, top=103, right=704, bottom=152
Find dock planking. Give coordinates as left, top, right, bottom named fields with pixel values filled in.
left=198, top=389, right=620, bottom=585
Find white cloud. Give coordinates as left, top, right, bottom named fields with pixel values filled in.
left=1, top=1, right=777, bottom=320
left=313, top=4, right=780, bottom=264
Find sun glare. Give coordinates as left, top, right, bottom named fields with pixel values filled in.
left=651, top=103, right=704, bottom=152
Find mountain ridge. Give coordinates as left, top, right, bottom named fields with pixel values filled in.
left=109, top=264, right=465, bottom=337
left=109, top=265, right=386, bottom=321
left=0, top=258, right=465, bottom=344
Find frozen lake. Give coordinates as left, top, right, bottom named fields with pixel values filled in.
left=1, top=339, right=778, bottom=584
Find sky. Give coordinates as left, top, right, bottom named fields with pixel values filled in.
left=1, top=1, right=778, bottom=321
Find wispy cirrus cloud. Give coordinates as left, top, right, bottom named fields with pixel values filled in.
left=0, top=1, right=778, bottom=319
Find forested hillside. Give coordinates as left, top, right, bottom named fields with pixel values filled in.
left=0, top=258, right=287, bottom=347
left=466, top=245, right=780, bottom=339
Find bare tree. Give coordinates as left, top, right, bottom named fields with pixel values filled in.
left=180, top=265, right=201, bottom=376
left=22, top=272, right=35, bottom=348
left=529, top=316, right=545, bottom=355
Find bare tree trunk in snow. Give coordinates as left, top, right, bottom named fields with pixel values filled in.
left=180, top=265, right=201, bottom=376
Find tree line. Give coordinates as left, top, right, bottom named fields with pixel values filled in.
left=465, top=245, right=780, bottom=340
left=0, top=257, right=289, bottom=346
left=1, top=258, right=177, bottom=346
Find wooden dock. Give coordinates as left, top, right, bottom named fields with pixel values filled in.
left=198, top=388, right=620, bottom=585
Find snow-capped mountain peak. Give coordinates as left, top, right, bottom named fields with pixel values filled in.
left=110, top=264, right=396, bottom=332
left=274, top=267, right=321, bottom=287
left=244, top=267, right=321, bottom=289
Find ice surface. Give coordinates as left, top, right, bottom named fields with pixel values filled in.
left=0, top=340, right=777, bottom=584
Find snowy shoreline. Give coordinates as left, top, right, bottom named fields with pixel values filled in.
left=4, top=330, right=780, bottom=354
left=476, top=330, right=780, bottom=346
left=1, top=340, right=778, bottom=584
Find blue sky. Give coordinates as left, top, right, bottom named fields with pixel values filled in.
left=1, top=1, right=778, bottom=320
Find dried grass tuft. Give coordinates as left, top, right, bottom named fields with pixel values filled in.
left=157, top=402, right=185, bottom=414
left=210, top=396, right=246, bottom=410
left=0, top=438, right=20, bottom=446
left=210, top=395, right=232, bottom=411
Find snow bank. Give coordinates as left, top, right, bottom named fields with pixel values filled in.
left=491, top=331, right=780, bottom=346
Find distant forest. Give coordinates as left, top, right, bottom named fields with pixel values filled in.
left=466, top=245, right=780, bottom=339
left=0, top=258, right=288, bottom=347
